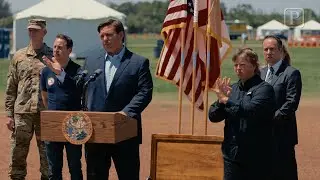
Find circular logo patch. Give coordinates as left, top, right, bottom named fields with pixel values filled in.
left=62, top=113, right=93, bottom=145
left=47, top=77, right=55, bottom=86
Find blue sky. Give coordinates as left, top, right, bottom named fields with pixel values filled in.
left=7, top=0, right=320, bottom=15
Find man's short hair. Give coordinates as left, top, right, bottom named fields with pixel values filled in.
left=56, top=34, right=73, bottom=49
left=263, top=35, right=284, bottom=50
left=97, top=18, right=125, bottom=34
left=97, top=19, right=126, bottom=43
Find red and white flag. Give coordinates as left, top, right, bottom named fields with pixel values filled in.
left=155, top=0, right=232, bottom=110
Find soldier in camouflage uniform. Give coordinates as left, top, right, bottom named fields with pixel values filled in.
left=5, top=19, right=52, bottom=180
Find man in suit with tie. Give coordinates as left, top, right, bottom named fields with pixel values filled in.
left=83, top=18, right=153, bottom=180
left=261, top=35, right=302, bottom=180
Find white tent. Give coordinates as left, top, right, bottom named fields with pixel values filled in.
left=294, top=20, right=320, bottom=40
left=13, top=0, right=126, bottom=58
left=246, top=25, right=254, bottom=40
left=256, top=20, right=289, bottom=40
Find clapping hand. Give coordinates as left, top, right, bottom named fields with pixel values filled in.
left=221, top=77, right=232, bottom=97
left=43, top=56, right=62, bottom=75
left=213, top=77, right=232, bottom=104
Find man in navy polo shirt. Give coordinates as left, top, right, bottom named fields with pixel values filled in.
left=40, top=34, right=83, bottom=180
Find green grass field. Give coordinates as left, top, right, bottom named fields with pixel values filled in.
left=0, top=58, right=9, bottom=92
left=0, top=35, right=319, bottom=98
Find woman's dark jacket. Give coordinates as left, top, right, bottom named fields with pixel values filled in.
left=209, top=75, right=276, bottom=164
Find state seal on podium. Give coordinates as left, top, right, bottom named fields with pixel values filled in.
left=62, top=112, right=93, bottom=145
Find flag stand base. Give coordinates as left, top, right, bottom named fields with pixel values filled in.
left=149, top=134, right=224, bottom=179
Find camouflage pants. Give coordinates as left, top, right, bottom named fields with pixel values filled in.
left=9, top=113, right=48, bottom=180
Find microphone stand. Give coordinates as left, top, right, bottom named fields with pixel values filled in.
left=81, top=81, right=90, bottom=111
left=80, top=70, right=102, bottom=111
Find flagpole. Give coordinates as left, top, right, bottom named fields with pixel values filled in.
left=204, top=0, right=212, bottom=136
left=191, top=0, right=199, bottom=135
left=178, top=28, right=185, bottom=134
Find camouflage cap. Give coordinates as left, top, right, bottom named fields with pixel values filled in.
left=27, top=19, right=46, bottom=29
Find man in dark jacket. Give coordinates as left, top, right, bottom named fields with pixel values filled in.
left=41, top=34, right=83, bottom=180
left=83, top=18, right=153, bottom=180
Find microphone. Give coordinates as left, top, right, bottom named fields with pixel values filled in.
left=81, top=69, right=103, bottom=111
left=83, top=69, right=103, bottom=87
left=75, top=69, right=88, bottom=86
left=87, top=69, right=103, bottom=82
left=78, top=69, right=88, bottom=79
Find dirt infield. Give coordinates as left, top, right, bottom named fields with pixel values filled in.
left=0, top=97, right=319, bottom=180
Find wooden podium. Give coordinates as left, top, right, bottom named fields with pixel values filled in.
left=40, top=110, right=137, bottom=143
left=149, top=134, right=224, bottom=180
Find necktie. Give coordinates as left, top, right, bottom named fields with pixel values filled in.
left=265, top=66, right=274, bottom=84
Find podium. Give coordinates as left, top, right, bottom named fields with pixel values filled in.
left=149, top=134, right=224, bottom=180
left=40, top=110, right=137, bottom=144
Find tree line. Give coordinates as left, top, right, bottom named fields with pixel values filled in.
left=0, top=0, right=12, bottom=28
left=1, top=0, right=320, bottom=33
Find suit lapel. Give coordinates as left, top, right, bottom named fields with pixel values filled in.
left=270, top=61, right=288, bottom=86
left=106, top=49, right=131, bottom=98
left=260, top=66, right=268, bottom=80
left=95, top=52, right=107, bottom=95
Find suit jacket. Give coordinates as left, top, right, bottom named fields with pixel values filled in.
left=260, top=61, right=302, bottom=145
left=83, top=47, right=153, bottom=144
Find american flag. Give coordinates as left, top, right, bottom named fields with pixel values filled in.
left=155, top=0, right=232, bottom=110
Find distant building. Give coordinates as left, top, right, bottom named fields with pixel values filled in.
left=225, top=19, right=247, bottom=40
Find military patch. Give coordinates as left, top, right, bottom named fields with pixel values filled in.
left=47, top=77, right=55, bottom=86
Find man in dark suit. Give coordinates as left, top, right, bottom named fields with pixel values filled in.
left=83, top=18, right=153, bottom=180
left=261, top=35, right=302, bottom=180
